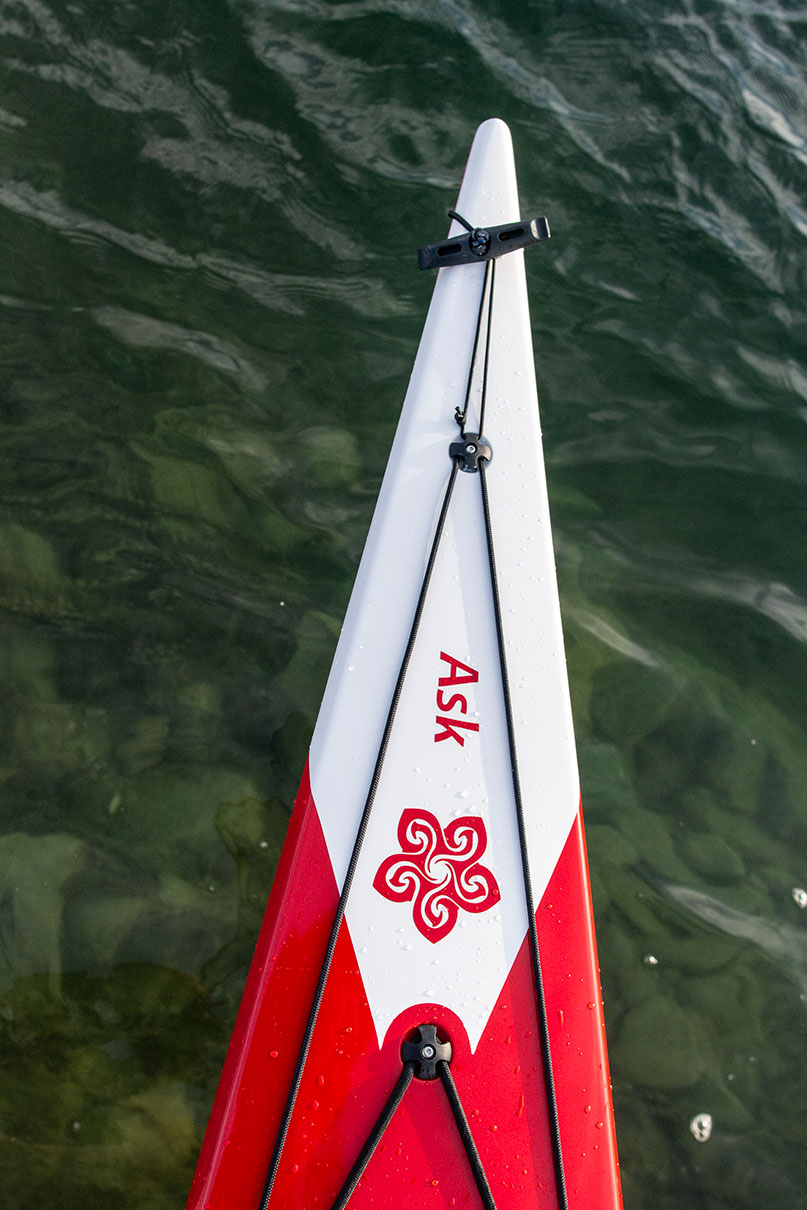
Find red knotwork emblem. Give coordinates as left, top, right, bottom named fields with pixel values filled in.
left=373, top=809, right=501, bottom=943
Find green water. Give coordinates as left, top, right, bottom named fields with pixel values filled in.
left=1, top=1, right=807, bottom=1206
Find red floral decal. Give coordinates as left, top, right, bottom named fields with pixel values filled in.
left=373, top=809, right=501, bottom=943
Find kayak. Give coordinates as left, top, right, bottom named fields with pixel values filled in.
left=187, top=118, right=622, bottom=1210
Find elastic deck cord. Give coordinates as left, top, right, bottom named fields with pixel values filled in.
left=258, top=230, right=566, bottom=1210
left=258, top=461, right=460, bottom=1210
left=477, top=460, right=569, bottom=1210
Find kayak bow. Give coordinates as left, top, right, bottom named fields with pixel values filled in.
left=187, top=117, right=622, bottom=1210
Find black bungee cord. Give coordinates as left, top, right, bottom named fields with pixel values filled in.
left=257, top=211, right=566, bottom=1210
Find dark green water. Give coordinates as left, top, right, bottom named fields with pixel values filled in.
left=2, top=1, right=807, bottom=1206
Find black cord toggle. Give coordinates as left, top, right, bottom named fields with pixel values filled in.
left=400, top=1024, right=452, bottom=1080
left=418, top=211, right=549, bottom=270
left=450, top=432, right=492, bottom=472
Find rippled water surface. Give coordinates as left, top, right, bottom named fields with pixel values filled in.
left=2, top=1, right=807, bottom=1207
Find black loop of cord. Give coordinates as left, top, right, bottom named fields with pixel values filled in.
left=477, top=256, right=496, bottom=440
left=257, top=224, right=569, bottom=1210
left=328, top=1059, right=497, bottom=1210
left=462, top=238, right=569, bottom=1209
left=329, top=1062, right=416, bottom=1210
left=479, top=457, right=568, bottom=1210
left=437, top=1061, right=497, bottom=1210
left=258, top=220, right=491, bottom=1210
left=478, top=455, right=570, bottom=1210
left=456, top=257, right=494, bottom=434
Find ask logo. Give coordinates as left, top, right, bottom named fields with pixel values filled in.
left=434, top=651, right=479, bottom=746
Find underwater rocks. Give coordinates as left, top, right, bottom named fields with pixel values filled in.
left=614, top=993, right=706, bottom=1091
left=0, top=832, right=86, bottom=996
left=0, top=967, right=208, bottom=1209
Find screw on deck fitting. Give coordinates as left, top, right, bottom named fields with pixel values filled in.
left=449, top=432, right=492, bottom=472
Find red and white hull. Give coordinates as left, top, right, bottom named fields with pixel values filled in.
left=188, top=118, right=622, bottom=1210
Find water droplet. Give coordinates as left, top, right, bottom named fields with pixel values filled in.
left=643, top=954, right=659, bottom=966
left=270, top=1050, right=279, bottom=1059
left=690, top=1113, right=712, bottom=1142
left=792, top=887, right=807, bottom=908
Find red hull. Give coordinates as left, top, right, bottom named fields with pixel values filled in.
left=187, top=761, right=621, bottom=1210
